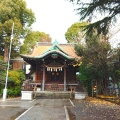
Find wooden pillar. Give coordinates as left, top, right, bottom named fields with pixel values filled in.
left=64, top=63, right=66, bottom=91
left=42, top=64, right=45, bottom=91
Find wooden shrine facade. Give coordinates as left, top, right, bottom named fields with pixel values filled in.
left=20, top=41, right=80, bottom=91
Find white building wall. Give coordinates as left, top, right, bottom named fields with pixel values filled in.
left=26, top=64, right=31, bottom=74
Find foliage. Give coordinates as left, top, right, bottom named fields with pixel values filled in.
left=79, top=62, right=106, bottom=95
left=65, top=22, right=88, bottom=43
left=0, top=68, right=25, bottom=97
left=0, top=60, right=8, bottom=83
left=7, top=86, right=21, bottom=97
left=7, top=70, right=25, bottom=97
left=0, top=60, right=8, bottom=94
left=20, top=31, right=52, bottom=54
left=75, top=32, right=115, bottom=95
left=79, top=63, right=92, bottom=95
left=8, top=70, right=22, bottom=84
left=112, top=47, right=120, bottom=96
left=75, top=33, right=111, bottom=65
left=0, top=0, right=35, bottom=59
left=68, top=0, right=120, bottom=35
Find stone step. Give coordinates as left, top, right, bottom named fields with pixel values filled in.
left=45, top=84, right=64, bottom=92
left=36, top=92, right=70, bottom=99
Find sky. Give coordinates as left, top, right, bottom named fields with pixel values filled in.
left=25, top=0, right=80, bottom=43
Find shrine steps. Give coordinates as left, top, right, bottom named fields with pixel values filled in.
left=45, top=83, right=64, bottom=91
left=35, top=91, right=70, bottom=99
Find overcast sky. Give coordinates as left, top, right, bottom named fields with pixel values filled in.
left=25, top=0, right=79, bottom=43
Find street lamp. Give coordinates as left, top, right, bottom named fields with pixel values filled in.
left=2, top=23, right=14, bottom=101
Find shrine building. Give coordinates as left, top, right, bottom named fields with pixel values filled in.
left=20, top=41, right=80, bottom=91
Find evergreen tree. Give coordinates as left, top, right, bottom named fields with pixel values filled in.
left=75, top=32, right=112, bottom=95
left=69, top=0, right=120, bottom=35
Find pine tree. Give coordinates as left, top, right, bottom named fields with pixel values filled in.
left=69, top=0, right=120, bottom=35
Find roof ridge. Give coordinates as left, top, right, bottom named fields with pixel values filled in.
left=36, top=42, right=75, bottom=46
left=45, top=42, right=69, bottom=56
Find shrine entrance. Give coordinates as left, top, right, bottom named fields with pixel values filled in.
left=46, top=70, right=63, bottom=84
left=51, top=72, right=59, bottom=81
left=20, top=41, right=80, bottom=91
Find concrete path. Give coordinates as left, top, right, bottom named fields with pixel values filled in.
left=0, top=98, right=71, bottom=120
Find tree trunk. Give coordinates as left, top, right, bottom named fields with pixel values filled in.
left=4, top=45, right=8, bottom=62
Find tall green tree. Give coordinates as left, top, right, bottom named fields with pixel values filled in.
left=65, top=22, right=88, bottom=43
left=69, top=0, right=120, bottom=35
left=20, top=31, right=52, bottom=54
left=75, top=32, right=113, bottom=95
left=0, top=0, right=35, bottom=61
left=112, top=46, right=120, bottom=97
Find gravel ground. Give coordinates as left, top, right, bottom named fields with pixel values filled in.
left=68, top=97, right=120, bottom=120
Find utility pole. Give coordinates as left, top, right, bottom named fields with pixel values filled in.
left=2, top=22, right=14, bottom=101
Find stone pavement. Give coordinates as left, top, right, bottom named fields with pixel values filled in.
left=1, top=97, right=120, bottom=120
left=0, top=98, right=71, bottom=120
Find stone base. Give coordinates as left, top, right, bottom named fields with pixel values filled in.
left=75, top=92, right=88, bottom=99
left=21, top=91, right=33, bottom=100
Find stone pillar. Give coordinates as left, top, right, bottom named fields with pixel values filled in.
left=42, top=64, right=45, bottom=91
left=64, top=63, right=66, bottom=91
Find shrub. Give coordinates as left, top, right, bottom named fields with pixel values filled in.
left=7, top=86, right=21, bottom=97
left=7, top=69, right=25, bottom=97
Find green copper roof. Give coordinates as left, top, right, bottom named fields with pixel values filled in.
left=20, top=41, right=75, bottom=60
left=42, top=41, right=69, bottom=56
